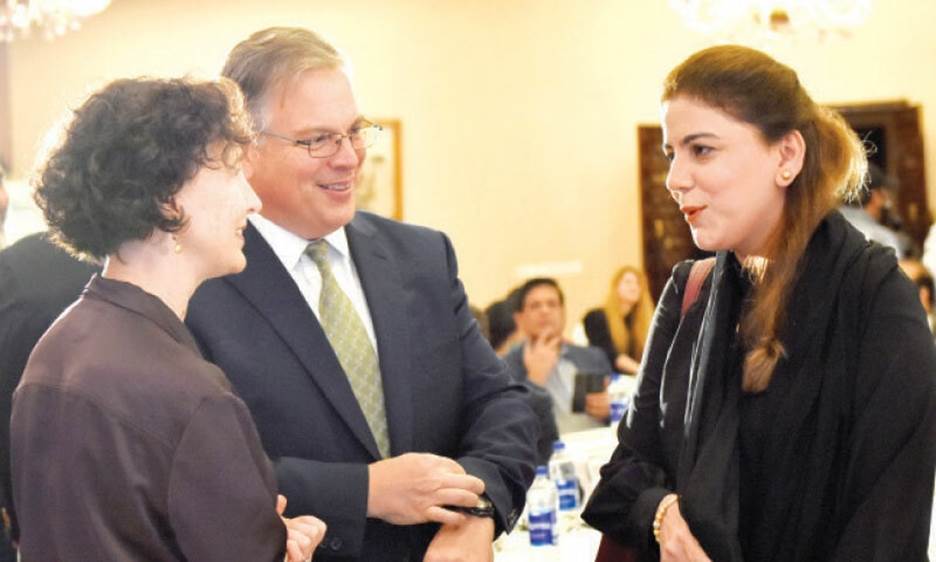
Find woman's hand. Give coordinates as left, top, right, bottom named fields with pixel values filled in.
left=657, top=496, right=711, bottom=562
left=277, top=495, right=327, bottom=562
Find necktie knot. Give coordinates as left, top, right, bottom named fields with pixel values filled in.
left=306, top=240, right=331, bottom=271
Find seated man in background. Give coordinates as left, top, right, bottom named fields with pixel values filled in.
left=504, top=278, right=613, bottom=449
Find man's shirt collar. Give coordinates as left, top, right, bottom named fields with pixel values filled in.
left=249, top=213, right=350, bottom=270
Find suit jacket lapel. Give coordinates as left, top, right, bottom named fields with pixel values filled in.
left=229, top=223, right=381, bottom=458
left=347, top=214, right=414, bottom=454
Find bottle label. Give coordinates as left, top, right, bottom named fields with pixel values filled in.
left=610, top=399, right=627, bottom=424
left=555, top=479, right=579, bottom=510
left=528, top=509, right=557, bottom=546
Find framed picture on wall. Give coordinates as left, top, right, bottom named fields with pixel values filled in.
left=357, top=119, right=402, bottom=220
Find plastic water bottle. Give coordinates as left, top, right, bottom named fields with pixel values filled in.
left=608, top=373, right=629, bottom=426
left=527, top=465, right=558, bottom=548
left=548, top=440, right=580, bottom=513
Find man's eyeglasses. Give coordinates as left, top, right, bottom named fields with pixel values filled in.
left=260, top=122, right=382, bottom=158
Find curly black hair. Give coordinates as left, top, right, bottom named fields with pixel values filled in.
left=33, top=77, right=254, bottom=260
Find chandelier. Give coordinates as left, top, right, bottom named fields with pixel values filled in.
left=668, top=0, right=873, bottom=40
left=0, top=0, right=111, bottom=42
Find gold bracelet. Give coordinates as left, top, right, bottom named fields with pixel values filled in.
left=652, top=494, right=680, bottom=544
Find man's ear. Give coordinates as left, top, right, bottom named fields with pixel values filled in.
left=775, top=129, right=806, bottom=187
left=242, top=144, right=258, bottom=180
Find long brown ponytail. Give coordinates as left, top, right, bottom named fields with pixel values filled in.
left=662, top=46, right=866, bottom=392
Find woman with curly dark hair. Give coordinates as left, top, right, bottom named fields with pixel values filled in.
left=11, top=77, right=324, bottom=562
left=583, top=45, right=935, bottom=562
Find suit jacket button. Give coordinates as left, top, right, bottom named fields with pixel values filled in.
left=330, top=537, right=343, bottom=551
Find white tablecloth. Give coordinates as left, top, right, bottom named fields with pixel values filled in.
left=495, top=519, right=601, bottom=562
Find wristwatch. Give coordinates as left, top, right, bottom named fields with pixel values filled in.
left=445, top=495, right=495, bottom=518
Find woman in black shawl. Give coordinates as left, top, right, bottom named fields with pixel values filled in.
left=581, top=45, right=936, bottom=562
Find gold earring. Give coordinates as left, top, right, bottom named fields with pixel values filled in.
left=781, top=170, right=792, bottom=180
left=172, top=235, right=182, bottom=254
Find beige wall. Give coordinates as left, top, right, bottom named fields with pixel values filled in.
left=5, top=0, right=936, bottom=334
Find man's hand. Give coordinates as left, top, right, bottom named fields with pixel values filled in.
left=657, top=496, right=711, bottom=562
left=277, top=495, right=327, bottom=562
left=423, top=515, right=495, bottom=562
left=367, top=453, right=485, bottom=526
left=522, top=331, right=561, bottom=386
left=615, top=353, right=640, bottom=374
left=585, top=389, right=610, bottom=420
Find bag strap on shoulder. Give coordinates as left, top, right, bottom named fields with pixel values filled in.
left=681, top=257, right=715, bottom=318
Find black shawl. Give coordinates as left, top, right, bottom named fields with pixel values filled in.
left=583, top=212, right=936, bottom=561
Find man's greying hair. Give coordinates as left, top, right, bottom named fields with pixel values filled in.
left=222, top=27, right=345, bottom=131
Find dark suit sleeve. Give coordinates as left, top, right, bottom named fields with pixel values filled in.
left=582, top=264, right=687, bottom=547
left=0, top=257, right=26, bottom=517
left=0, top=236, right=97, bottom=539
left=0, top=255, right=82, bottom=538
left=440, top=234, right=538, bottom=534
left=829, top=268, right=936, bottom=560
left=169, top=395, right=286, bottom=562
left=502, top=346, right=558, bottom=466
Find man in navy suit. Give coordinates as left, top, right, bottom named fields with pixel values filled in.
left=186, top=27, right=537, bottom=562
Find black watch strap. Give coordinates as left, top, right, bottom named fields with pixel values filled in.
left=444, top=496, right=494, bottom=518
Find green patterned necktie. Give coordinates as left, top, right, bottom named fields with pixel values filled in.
left=306, top=240, right=390, bottom=458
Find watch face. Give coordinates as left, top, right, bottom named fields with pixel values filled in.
left=471, top=497, right=495, bottom=517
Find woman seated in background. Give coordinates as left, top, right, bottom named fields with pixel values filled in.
left=583, top=266, right=655, bottom=374
left=12, top=77, right=323, bottom=561
left=582, top=45, right=935, bottom=561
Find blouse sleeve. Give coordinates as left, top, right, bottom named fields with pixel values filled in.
left=829, top=266, right=936, bottom=560
left=582, top=263, right=690, bottom=546
left=584, top=309, right=617, bottom=367
left=168, top=394, right=287, bottom=562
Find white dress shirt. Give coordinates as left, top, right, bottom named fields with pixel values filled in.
left=249, top=213, right=378, bottom=351
left=839, top=206, right=903, bottom=258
